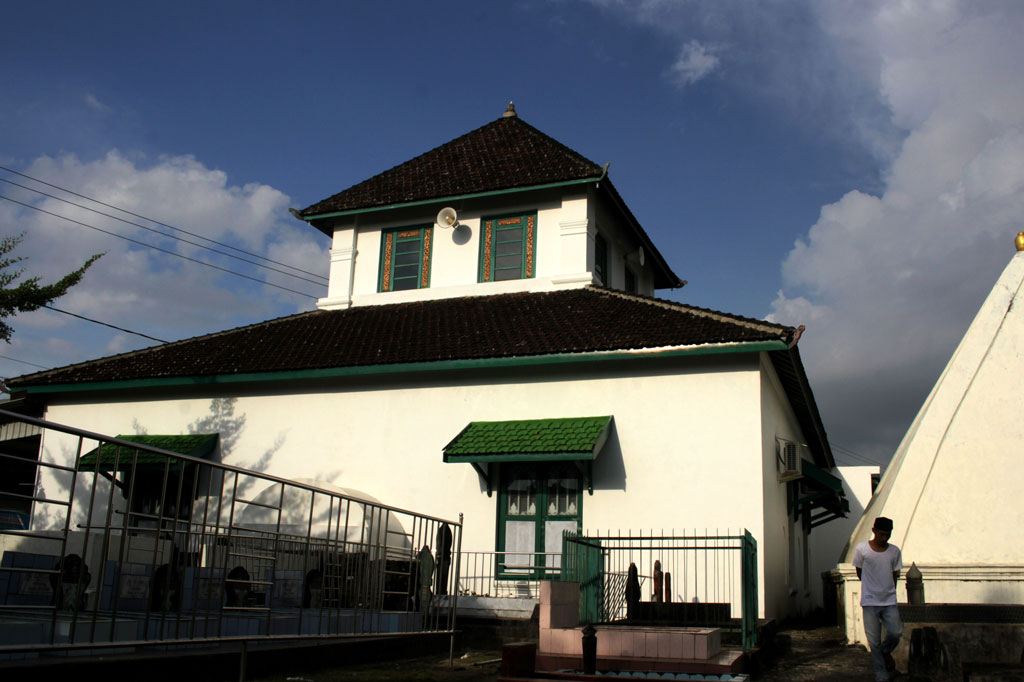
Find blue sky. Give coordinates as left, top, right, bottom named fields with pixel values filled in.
left=3, top=1, right=1023, bottom=467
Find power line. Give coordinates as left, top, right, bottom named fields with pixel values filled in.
left=0, top=165, right=327, bottom=282
left=0, top=177, right=327, bottom=286
left=0, top=194, right=319, bottom=300
left=43, top=305, right=168, bottom=343
left=833, top=448, right=881, bottom=465
left=835, top=453, right=881, bottom=466
left=833, top=450, right=880, bottom=466
left=0, top=309, right=168, bottom=377
left=830, top=442, right=886, bottom=466
left=0, top=354, right=50, bottom=370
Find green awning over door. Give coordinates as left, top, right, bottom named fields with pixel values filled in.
left=442, top=416, right=612, bottom=463
left=791, top=459, right=850, bottom=530
left=442, top=416, right=613, bottom=495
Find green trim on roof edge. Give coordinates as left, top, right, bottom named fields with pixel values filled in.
left=296, top=174, right=683, bottom=290
left=17, top=340, right=788, bottom=395
left=445, top=452, right=597, bottom=463
left=298, top=176, right=603, bottom=222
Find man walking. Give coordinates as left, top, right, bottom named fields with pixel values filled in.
left=853, top=516, right=903, bottom=681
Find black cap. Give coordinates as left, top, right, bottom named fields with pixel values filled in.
left=873, top=516, right=893, bottom=532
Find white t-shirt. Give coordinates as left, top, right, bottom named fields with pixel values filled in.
left=852, top=541, right=902, bottom=606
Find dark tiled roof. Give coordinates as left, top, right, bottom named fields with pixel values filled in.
left=8, top=288, right=795, bottom=389
left=299, top=115, right=604, bottom=217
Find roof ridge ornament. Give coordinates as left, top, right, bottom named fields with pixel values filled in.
left=502, top=101, right=517, bottom=118
left=1015, top=230, right=1024, bottom=252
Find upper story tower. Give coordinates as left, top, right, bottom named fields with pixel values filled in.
left=293, top=104, right=684, bottom=309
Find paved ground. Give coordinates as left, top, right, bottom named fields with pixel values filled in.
left=247, top=649, right=501, bottom=681
left=758, top=624, right=877, bottom=681
left=245, top=624, right=896, bottom=681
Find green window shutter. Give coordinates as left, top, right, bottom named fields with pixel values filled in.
left=479, top=212, right=536, bottom=282
left=379, top=226, right=433, bottom=292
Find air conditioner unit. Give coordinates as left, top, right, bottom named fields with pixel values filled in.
left=777, top=439, right=804, bottom=481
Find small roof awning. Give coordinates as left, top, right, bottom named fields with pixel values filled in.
left=443, top=416, right=613, bottom=494
left=79, top=434, right=219, bottom=471
left=789, top=459, right=850, bottom=531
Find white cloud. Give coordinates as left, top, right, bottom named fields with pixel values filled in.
left=766, top=292, right=831, bottom=328
left=0, top=152, right=329, bottom=377
left=583, top=0, right=1024, bottom=463
left=23, top=151, right=296, bottom=253
left=668, top=40, right=721, bottom=88
left=769, top=1, right=1024, bottom=462
left=83, top=93, right=111, bottom=113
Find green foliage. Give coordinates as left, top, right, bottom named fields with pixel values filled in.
left=0, top=233, right=103, bottom=343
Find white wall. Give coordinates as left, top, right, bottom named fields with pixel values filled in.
left=758, top=354, right=818, bottom=620
left=34, top=352, right=794, bottom=618
left=807, top=466, right=877, bottom=608
left=318, top=186, right=657, bottom=310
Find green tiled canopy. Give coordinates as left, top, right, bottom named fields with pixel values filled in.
left=443, top=416, right=612, bottom=463
left=79, top=434, right=218, bottom=470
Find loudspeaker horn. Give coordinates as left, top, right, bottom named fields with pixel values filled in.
left=436, top=207, right=459, bottom=229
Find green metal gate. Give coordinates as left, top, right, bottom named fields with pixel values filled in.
left=561, top=532, right=602, bottom=624
left=740, top=530, right=758, bottom=651
left=560, top=530, right=760, bottom=651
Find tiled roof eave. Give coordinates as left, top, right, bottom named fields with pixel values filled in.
left=297, top=175, right=604, bottom=223
left=5, top=308, right=326, bottom=390
left=767, top=347, right=835, bottom=469
left=595, top=180, right=684, bottom=290
left=14, top=339, right=791, bottom=396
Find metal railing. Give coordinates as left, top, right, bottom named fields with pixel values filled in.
left=0, top=409, right=462, bottom=657
left=561, top=529, right=759, bottom=650
left=456, top=551, right=562, bottom=598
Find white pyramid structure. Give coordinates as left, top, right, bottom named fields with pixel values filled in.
left=834, top=240, right=1024, bottom=643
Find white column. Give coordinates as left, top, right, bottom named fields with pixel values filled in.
left=553, top=193, right=598, bottom=287
left=317, top=228, right=357, bottom=310
left=552, top=217, right=595, bottom=287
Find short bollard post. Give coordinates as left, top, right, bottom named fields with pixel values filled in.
left=906, top=562, right=925, bottom=605
left=582, top=624, right=597, bottom=675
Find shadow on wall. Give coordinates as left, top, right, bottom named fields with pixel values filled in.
left=31, top=397, right=287, bottom=531
left=188, top=397, right=246, bottom=466
left=980, top=582, right=1024, bottom=605
left=182, top=398, right=292, bottom=528
left=468, top=419, right=628, bottom=498
left=591, top=418, right=626, bottom=493
left=187, top=397, right=286, bottom=500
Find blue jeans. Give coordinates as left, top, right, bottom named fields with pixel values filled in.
left=863, top=604, right=903, bottom=681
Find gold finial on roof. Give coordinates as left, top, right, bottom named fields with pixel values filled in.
left=1016, top=230, right=1024, bottom=252
left=503, top=101, right=517, bottom=118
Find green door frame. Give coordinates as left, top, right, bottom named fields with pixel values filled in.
left=496, top=463, right=582, bottom=579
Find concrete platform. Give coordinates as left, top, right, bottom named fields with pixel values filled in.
left=535, top=646, right=745, bottom=675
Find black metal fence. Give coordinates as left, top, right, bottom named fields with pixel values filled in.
left=560, top=529, right=758, bottom=650
left=0, top=409, right=462, bottom=658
